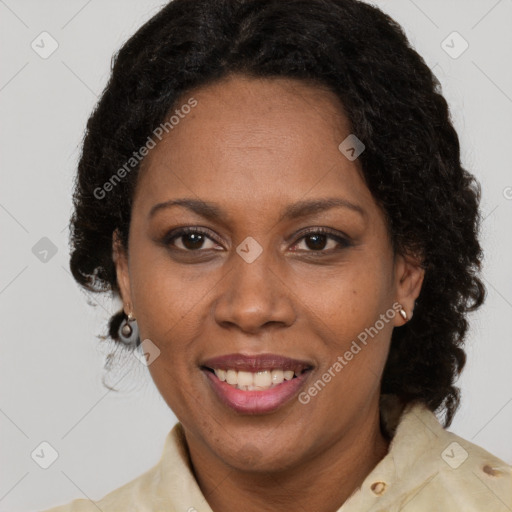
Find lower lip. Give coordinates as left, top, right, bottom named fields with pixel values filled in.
left=203, top=369, right=311, bottom=414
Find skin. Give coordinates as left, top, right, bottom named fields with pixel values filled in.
left=113, top=73, right=424, bottom=512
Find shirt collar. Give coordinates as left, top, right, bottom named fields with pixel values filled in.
left=155, top=394, right=442, bottom=511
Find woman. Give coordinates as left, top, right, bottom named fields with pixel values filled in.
left=42, top=0, right=511, bottom=510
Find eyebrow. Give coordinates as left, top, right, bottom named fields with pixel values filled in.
left=149, top=197, right=366, bottom=223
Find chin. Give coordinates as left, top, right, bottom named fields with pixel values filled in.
left=214, top=433, right=306, bottom=474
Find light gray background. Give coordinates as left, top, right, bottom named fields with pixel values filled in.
left=1, top=1, right=511, bottom=510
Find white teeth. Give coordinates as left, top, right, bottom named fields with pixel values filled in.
left=216, top=369, right=226, bottom=382
left=254, top=370, right=272, bottom=388
left=237, top=371, right=253, bottom=388
left=271, top=369, right=284, bottom=385
left=212, top=368, right=303, bottom=390
left=226, top=369, right=237, bottom=385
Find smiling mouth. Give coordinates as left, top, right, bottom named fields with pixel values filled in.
left=202, top=367, right=310, bottom=391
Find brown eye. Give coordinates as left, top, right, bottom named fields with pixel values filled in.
left=303, top=233, right=330, bottom=251
left=291, top=228, right=351, bottom=253
left=179, top=232, right=207, bottom=250
left=164, top=227, right=219, bottom=251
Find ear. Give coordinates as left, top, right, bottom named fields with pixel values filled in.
left=393, top=251, right=425, bottom=326
left=112, top=229, right=133, bottom=315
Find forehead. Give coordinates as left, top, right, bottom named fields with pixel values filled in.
left=134, top=74, right=376, bottom=222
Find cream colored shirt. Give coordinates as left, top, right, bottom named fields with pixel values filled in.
left=41, top=397, right=512, bottom=511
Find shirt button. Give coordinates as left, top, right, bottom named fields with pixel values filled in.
left=482, top=464, right=502, bottom=477
left=371, top=481, right=387, bottom=495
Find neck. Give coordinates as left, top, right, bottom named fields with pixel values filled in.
left=184, top=400, right=390, bottom=512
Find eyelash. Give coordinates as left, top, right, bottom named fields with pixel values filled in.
left=162, top=226, right=351, bottom=254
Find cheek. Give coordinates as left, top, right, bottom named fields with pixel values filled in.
left=129, top=246, right=217, bottom=341
left=292, top=256, right=394, bottom=346
left=128, top=254, right=212, bottom=416
left=298, top=265, right=394, bottom=408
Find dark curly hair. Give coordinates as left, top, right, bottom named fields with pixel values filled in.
left=69, top=0, right=485, bottom=427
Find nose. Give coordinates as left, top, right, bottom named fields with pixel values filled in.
left=213, top=250, right=296, bottom=334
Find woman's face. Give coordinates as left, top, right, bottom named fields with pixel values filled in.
left=114, top=74, right=424, bottom=472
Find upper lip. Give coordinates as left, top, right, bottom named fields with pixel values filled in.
left=201, top=353, right=314, bottom=373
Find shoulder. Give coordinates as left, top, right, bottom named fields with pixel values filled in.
left=426, top=428, right=511, bottom=511
left=38, top=462, right=163, bottom=512
left=375, top=400, right=512, bottom=512
left=38, top=423, right=197, bottom=512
